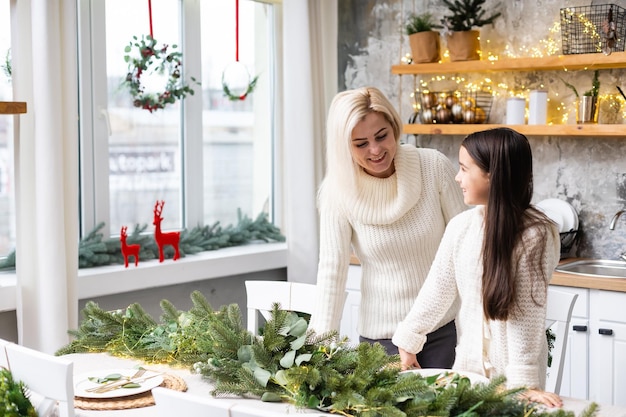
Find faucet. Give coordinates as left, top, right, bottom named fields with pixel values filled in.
left=609, top=209, right=626, bottom=230
left=610, top=209, right=626, bottom=261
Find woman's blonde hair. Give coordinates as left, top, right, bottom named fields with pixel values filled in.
left=318, top=87, right=402, bottom=208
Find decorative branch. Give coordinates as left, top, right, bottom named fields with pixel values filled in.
left=0, top=210, right=284, bottom=270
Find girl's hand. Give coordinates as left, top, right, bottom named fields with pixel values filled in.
left=520, top=389, right=563, bottom=408
left=398, top=347, right=421, bottom=371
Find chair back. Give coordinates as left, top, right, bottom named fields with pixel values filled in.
left=152, top=386, right=233, bottom=417
left=5, top=343, right=75, bottom=417
left=245, top=280, right=346, bottom=335
left=0, top=337, right=10, bottom=369
left=545, top=288, right=578, bottom=394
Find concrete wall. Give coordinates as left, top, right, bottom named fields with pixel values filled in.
left=338, top=0, right=626, bottom=260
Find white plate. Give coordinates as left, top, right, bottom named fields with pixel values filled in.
left=74, top=368, right=164, bottom=399
left=400, top=368, right=489, bottom=385
left=536, top=198, right=578, bottom=233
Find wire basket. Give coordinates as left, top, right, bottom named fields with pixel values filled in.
left=416, top=90, right=493, bottom=124
left=560, top=4, right=626, bottom=54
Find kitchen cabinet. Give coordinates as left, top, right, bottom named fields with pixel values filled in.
left=541, top=285, right=626, bottom=406
left=551, top=286, right=589, bottom=399
left=391, top=52, right=626, bottom=137
left=339, top=265, right=361, bottom=347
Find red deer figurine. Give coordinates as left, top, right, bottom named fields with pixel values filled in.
left=153, top=200, right=181, bottom=262
left=120, top=226, right=141, bottom=267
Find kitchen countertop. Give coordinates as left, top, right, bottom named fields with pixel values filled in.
left=349, top=255, right=626, bottom=293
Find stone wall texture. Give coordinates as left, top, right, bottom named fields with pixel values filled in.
left=338, top=0, right=626, bottom=260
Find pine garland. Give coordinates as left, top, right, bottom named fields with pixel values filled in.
left=0, top=210, right=284, bottom=270
left=57, top=292, right=598, bottom=417
left=0, top=368, right=37, bottom=417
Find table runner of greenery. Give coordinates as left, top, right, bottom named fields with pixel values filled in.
left=56, top=291, right=597, bottom=417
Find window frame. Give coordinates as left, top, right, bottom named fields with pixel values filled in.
left=77, top=0, right=283, bottom=239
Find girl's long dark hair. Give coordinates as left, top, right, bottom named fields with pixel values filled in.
left=462, top=128, right=550, bottom=320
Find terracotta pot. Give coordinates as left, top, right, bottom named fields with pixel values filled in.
left=446, top=30, right=480, bottom=61
left=409, top=31, right=441, bottom=63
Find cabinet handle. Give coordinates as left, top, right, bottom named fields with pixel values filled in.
left=572, top=325, right=587, bottom=332
left=598, top=328, right=614, bottom=336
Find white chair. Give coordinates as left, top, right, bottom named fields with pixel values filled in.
left=545, top=288, right=578, bottom=394
left=0, top=337, right=11, bottom=369
left=245, top=280, right=348, bottom=336
left=152, top=386, right=234, bottom=417
left=5, top=343, right=75, bottom=417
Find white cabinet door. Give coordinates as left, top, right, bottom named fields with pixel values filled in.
left=589, top=289, right=626, bottom=407
left=340, top=290, right=361, bottom=346
left=340, top=265, right=362, bottom=346
left=551, top=285, right=589, bottom=398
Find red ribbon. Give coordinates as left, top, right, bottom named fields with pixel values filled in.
left=148, top=0, right=154, bottom=38
left=235, top=0, right=239, bottom=62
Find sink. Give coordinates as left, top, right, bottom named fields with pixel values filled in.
left=555, top=259, right=626, bottom=279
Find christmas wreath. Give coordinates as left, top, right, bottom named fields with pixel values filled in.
left=221, top=62, right=259, bottom=101
left=122, top=35, right=197, bottom=113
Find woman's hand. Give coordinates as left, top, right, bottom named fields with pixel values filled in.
left=398, top=347, right=421, bottom=371
left=520, top=389, right=563, bottom=408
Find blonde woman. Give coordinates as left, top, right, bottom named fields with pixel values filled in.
left=309, top=86, right=466, bottom=367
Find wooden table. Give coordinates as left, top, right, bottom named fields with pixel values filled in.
left=67, top=353, right=626, bottom=417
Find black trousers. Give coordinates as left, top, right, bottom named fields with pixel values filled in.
left=359, top=320, right=457, bottom=369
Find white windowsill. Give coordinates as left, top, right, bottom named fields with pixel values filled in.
left=0, top=242, right=288, bottom=313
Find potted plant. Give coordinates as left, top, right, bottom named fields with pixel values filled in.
left=406, top=13, right=442, bottom=63
left=441, top=0, right=502, bottom=61
left=561, top=70, right=601, bottom=123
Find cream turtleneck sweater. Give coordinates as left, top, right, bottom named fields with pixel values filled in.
left=392, top=206, right=560, bottom=389
left=310, top=144, right=466, bottom=340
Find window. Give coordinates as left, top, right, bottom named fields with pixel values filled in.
left=79, top=0, right=280, bottom=242
left=0, top=1, right=16, bottom=257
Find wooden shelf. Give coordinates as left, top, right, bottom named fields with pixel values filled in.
left=0, top=102, right=27, bottom=115
left=392, top=51, right=626, bottom=75
left=404, top=123, right=626, bottom=137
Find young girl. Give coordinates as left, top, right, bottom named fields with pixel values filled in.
left=392, top=127, right=563, bottom=407
left=309, top=87, right=466, bottom=368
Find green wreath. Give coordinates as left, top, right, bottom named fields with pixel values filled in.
left=221, top=66, right=259, bottom=101
left=122, top=35, right=197, bottom=113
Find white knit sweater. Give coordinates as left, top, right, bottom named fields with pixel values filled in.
left=309, top=145, right=466, bottom=340
left=392, top=206, right=561, bottom=389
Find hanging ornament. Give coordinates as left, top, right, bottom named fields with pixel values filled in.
left=122, top=0, right=197, bottom=112
left=222, top=0, right=259, bottom=101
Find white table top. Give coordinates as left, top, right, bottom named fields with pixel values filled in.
left=67, top=353, right=626, bottom=417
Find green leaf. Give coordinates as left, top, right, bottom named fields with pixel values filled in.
left=295, top=353, right=312, bottom=365
left=237, top=345, right=253, bottom=363
left=280, top=350, right=295, bottom=368
left=287, top=317, right=308, bottom=337
left=274, top=370, right=288, bottom=386
left=307, top=395, right=320, bottom=408
left=261, top=392, right=282, bottom=402
left=290, top=334, right=306, bottom=351
left=253, top=367, right=271, bottom=387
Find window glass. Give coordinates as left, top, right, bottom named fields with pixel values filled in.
left=105, top=0, right=182, bottom=233
left=0, top=1, right=16, bottom=257
left=200, top=1, right=273, bottom=226
left=80, top=0, right=277, bottom=244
